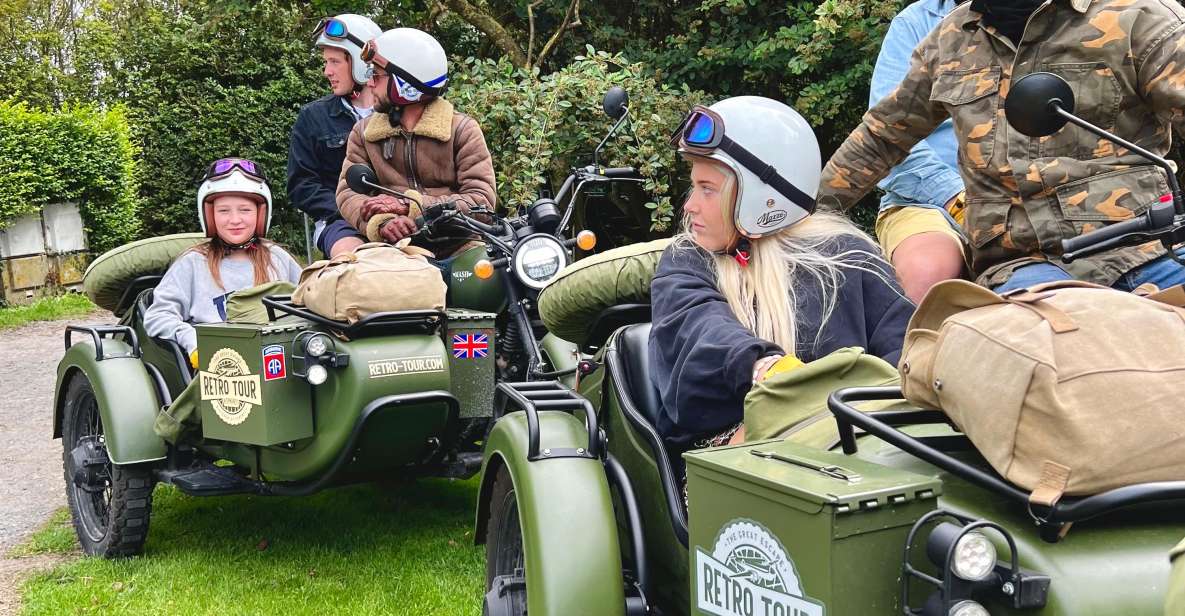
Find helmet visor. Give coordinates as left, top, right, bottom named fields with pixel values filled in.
left=204, top=158, right=267, bottom=183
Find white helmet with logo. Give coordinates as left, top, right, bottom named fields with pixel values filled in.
left=365, top=27, right=448, bottom=105
left=196, top=162, right=273, bottom=239
left=314, top=14, right=382, bottom=86
left=673, top=96, right=820, bottom=239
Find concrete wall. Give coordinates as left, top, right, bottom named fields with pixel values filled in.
left=0, top=203, right=90, bottom=305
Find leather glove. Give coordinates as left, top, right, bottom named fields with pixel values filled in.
left=379, top=215, right=419, bottom=244
left=360, top=194, right=410, bottom=221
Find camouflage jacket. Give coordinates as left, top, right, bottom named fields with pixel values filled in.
left=818, top=0, right=1185, bottom=287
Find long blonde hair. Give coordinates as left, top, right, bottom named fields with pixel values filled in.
left=677, top=155, right=890, bottom=355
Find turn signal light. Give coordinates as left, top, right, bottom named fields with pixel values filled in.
left=576, top=230, right=597, bottom=251
left=474, top=259, right=495, bottom=280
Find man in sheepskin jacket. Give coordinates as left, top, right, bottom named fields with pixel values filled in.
left=335, top=27, right=496, bottom=260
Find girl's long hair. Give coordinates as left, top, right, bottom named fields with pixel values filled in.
left=190, top=238, right=279, bottom=290
left=675, top=155, right=892, bottom=356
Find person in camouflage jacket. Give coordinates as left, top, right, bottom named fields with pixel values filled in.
left=818, top=0, right=1185, bottom=292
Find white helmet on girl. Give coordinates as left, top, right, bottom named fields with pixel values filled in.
left=363, top=27, right=449, bottom=105
left=313, top=14, right=382, bottom=86
left=196, top=159, right=272, bottom=239
left=672, top=96, right=820, bottom=238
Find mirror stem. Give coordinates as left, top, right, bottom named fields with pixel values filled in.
left=1052, top=105, right=1183, bottom=215
left=593, top=105, right=631, bottom=168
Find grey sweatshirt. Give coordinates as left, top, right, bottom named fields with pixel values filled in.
left=144, top=247, right=303, bottom=353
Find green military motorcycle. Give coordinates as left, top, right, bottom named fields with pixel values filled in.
left=475, top=73, right=1185, bottom=616
left=51, top=163, right=606, bottom=558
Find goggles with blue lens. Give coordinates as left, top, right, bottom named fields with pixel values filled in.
left=671, top=106, right=816, bottom=214
left=312, top=17, right=367, bottom=48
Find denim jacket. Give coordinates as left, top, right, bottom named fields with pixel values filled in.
left=286, top=94, right=362, bottom=222
left=870, top=0, right=963, bottom=211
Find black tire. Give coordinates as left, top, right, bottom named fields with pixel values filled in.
left=61, top=372, right=155, bottom=558
left=484, top=465, right=528, bottom=615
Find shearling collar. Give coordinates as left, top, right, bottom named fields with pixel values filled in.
left=364, top=98, right=455, bottom=143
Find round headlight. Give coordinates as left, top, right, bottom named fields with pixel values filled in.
left=511, top=235, right=568, bottom=290
left=951, top=531, right=997, bottom=581
left=949, top=600, right=990, bottom=616
left=306, top=363, right=329, bottom=386
left=305, top=334, right=331, bottom=358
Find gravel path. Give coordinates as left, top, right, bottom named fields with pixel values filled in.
left=0, top=311, right=113, bottom=614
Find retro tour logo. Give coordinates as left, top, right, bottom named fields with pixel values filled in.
left=199, top=348, right=262, bottom=426
left=367, top=355, right=446, bottom=378
left=696, top=519, right=825, bottom=616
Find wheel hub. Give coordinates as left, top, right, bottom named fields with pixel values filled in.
left=483, top=570, right=526, bottom=616
left=70, top=435, right=111, bottom=493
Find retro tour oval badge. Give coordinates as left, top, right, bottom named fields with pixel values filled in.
left=696, top=519, right=825, bottom=616
left=199, top=348, right=262, bottom=426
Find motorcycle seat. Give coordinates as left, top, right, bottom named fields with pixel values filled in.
left=615, top=322, right=664, bottom=429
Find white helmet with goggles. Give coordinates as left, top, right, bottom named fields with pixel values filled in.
left=313, top=14, right=382, bottom=86
left=672, top=96, right=820, bottom=238
left=362, top=28, right=448, bottom=106
left=196, top=158, right=273, bottom=239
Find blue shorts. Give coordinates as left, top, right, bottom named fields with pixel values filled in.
left=314, top=217, right=365, bottom=257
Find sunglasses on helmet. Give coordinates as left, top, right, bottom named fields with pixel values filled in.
left=671, top=106, right=816, bottom=214
left=312, top=17, right=368, bottom=48
left=359, top=40, right=447, bottom=97
left=201, top=158, right=267, bottom=183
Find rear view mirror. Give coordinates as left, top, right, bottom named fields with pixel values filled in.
left=1005, top=72, right=1076, bottom=138
left=602, top=87, right=629, bottom=120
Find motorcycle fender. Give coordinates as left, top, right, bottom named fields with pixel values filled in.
left=476, top=411, right=626, bottom=616
left=54, top=340, right=167, bottom=465
left=539, top=333, right=580, bottom=388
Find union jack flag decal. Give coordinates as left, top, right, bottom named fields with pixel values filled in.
left=452, top=333, right=489, bottom=359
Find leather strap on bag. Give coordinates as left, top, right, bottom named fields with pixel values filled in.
left=1001, top=290, right=1079, bottom=333
left=1029, top=460, right=1072, bottom=507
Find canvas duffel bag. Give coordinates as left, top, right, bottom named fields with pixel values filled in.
left=900, top=279, right=1185, bottom=506
left=292, top=242, right=445, bottom=323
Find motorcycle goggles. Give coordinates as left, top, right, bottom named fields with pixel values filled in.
left=202, top=158, right=267, bottom=183
left=360, top=40, right=447, bottom=97
left=311, top=17, right=368, bottom=48
left=670, top=106, right=816, bottom=214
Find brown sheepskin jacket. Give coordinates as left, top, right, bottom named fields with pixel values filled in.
left=336, top=97, right=496, bottom=257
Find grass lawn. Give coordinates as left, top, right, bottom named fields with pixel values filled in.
left=18, top=479, right=484, bottom=615
left=0, top=293, right=97, bottom=330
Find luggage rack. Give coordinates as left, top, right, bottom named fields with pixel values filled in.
left=828, top=386, right=1185, bottom=541
left=261, top=296, right=445, bottom=338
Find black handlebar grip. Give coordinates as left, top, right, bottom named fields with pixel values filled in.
left=1061, top=212, right=1151, bottom=255
left=601, top=167, right=637, bottom=177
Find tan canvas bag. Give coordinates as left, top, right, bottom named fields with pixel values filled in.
left=900, top=279, right=1185, bottom=507
left=292, top=242, right=446, bottom=323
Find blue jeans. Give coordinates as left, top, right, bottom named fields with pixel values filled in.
left=992, top=247, right=1185, bottom=293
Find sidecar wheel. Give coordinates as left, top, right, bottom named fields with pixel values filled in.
left=484, top=465, right=528, bottom=615
left=61, top=373, right=155, bottom=558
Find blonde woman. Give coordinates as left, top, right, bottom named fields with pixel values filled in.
left=649, top=97, right=914, bottom=452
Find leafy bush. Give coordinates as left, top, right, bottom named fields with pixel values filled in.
left=450, top=49, right=705, bottom=230
left=0, top=101, right=140, bottom=252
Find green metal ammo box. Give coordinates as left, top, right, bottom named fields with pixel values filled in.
left=685, top=440, right=941, bottom=616
left=196, top=320, right=313, bottom=446
left=445, top=308, right=497, bottom=418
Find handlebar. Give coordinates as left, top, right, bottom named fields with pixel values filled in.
left=601, top=166, right=637, bottom=178
left=1061, top=197, right=1177, bottom=262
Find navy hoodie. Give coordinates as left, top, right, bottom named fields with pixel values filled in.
left=648, top=235, right=914, bottom=449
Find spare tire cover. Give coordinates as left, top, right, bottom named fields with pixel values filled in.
left=538, top=238, right=672, bottom=345
left=83, top=233, right=206, bottom=313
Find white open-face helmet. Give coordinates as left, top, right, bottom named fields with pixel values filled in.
left=672, top=96, right=820, bottom=239
left=362, top=27, right=448, bottom=105
left=313, top=14, right=382, bottom=86
left=196, top=159, right=273, bottom=239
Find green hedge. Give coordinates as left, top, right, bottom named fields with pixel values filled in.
left=0, top=102, right=140, bottom=252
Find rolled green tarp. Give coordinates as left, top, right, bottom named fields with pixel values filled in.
left=83, top=232, right=206, bottom=314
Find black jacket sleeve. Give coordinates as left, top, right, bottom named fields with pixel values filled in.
left=286, top=106, right=340, bottom=221
left=648, top=245, right=783, bottom=446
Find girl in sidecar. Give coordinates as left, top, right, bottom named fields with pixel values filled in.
left=144, top=158, right=302, bottom=369
left=651, top=96, right=914, bottom=453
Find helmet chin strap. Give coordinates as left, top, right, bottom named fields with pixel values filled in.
left=732, top=237, right=752, bottom=268
left=219, top=236, right=259, bottom=251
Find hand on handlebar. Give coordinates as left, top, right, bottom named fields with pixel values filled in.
left=361, top=195, right=410, bottom=221
left=379, top=215, right=419, bottom=243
